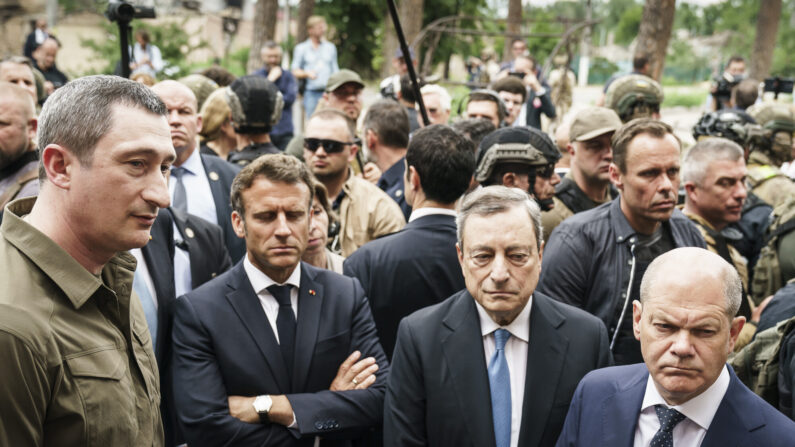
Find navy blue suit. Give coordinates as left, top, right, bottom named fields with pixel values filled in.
left=344, top=213, right=464, bottom=358
left=384, top=290, right=611, bottom=447
left=172, top=261, right=389, bottom=446
left=556, top=363, right=795, bottom=446
left=200, top=154, right=245, bottom=262
left=376, top=159, right=411, bottom=221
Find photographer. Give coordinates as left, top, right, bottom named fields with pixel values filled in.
left=709, top=55, right=747, bottom=111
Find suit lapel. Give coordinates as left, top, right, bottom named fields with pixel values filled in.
left=225, top=263, right=291, bottom=391
left=293, top=263, right=323, bottom=391
left=702, top=367, right=764, bottom=447
left=200, top=154, right=228, bottom=229
left=441, top=292, right=497, bottom=447
left=141, top=209, right=176, bottom=363
left=603, top=366, right=647, bottom=447
left=517, top=293, right=568, bottom=447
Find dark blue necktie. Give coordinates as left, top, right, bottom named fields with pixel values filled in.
left=489, top=328, right=512, bottom=447
left=651, top=405, right=686, bottom=447
left=267, top=284, right=296, bottom=383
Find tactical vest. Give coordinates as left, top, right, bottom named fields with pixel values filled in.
left=752, top=197, right=795, bottom=303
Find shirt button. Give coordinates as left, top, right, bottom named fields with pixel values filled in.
left=315, top=421, right=323, bottom=430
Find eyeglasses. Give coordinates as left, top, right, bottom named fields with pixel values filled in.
left=304, top=138, right=357, bottom=154
left=534, top=163, right=556, bottom=179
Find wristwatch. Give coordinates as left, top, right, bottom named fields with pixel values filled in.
left=253, top=395, right=273, bottom=423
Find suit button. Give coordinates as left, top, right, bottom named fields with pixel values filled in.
left=315, top=421, right=323, bottom=430
left=334, top=422, right=340, bottom=428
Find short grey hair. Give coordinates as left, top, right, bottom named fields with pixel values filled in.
left=37, top=75, right=167, bottom=181
left=457, top=185, right=543, bottom=251
left=640, top=248, right=743, bottom=318
left=420, top=84, right=452, bottom=111
left=682, top=137, right=744, bottom=186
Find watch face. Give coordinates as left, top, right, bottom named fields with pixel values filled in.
left=254, top=395, right=272, bottom=414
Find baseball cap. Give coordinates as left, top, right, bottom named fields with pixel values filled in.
left=569, top=107, right=623, bottom=142
left=325, top=69, right=365, bottom=93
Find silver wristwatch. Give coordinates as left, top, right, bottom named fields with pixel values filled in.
left=253, top=395, right=273, bottom=423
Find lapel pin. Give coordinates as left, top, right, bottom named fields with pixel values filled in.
left=185, top=227, right=195, bottom=238
left=309, top=289, right=316, bottom=296
left=149, top=234, right=153, bottom=240
left=209, top=171, right=220, bottom=181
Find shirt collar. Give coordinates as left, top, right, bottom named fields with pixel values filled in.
left=377, top=158, right=406, bottom=190
left=2, top=197, right=136, bottom=309
left=243, top=255, right=302, bottom=294
left=408, top=207, right=458, bottom=223
left=640, top=364, right=730, bottom=430
left=474, top=295, right=532, bottom=343
left=174, top=148, right=203, bottom=176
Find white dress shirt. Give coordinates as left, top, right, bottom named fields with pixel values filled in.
left=169, top=149, right=218, bottom=226
left=243, top=256, right=301, bottom=344
left=173, top=222, right=192, bottom=297
left=633, top=365, right=730, bottom=447
left=130, top=248, right=158, bottom=310
left=475, top=297, right=532, bottom=447
left=407, top=207, right=458, bottom=223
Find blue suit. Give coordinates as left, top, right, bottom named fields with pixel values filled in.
left=200, top=154, right=245, bottom=262
left=556, top=363, right=795, bottom=447
left=172, top=261, right=389, bottom=446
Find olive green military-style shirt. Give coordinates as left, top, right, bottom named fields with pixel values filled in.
left=0, top=197, right=163, bottom=447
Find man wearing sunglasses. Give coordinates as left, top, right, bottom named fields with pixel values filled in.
left=303, top=109, right=405, bottom=257
left=475, top=127, right=562, bottom=212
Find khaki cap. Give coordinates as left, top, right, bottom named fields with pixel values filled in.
left=325, top=69, right=365, bottom=92
left=569, top=107, right=623, bottom=142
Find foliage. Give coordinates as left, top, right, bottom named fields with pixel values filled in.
left=314, top=0, right=386, bottom=79
left=588, top=57, right=618, bottom=85
left=80, top=19, right=209, bottom=79
left=613, top=4, right=643, bottom=46
left=661, top=90, right=705, bottom=108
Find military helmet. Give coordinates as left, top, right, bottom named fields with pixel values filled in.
left=692, top=110, right=754, bottom=146
left=226, top=75, right=284, bottom=135
left=605, top=74, right=663, bottom=123
left=747, top=103, right=795, bottom=134
left=475, top=127, right=560, bottom=183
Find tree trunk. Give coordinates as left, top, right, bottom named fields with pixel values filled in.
left=247, top=0, right=279, bottom=74
left=381, top=0, right=424, bottom=78
left=635, top=0, right=676, bottom=81
left=750, top=0, right=781, bottom=80
left=503, top=0, right=523, bottom=62
left=296, top=0, right=316, bottom=44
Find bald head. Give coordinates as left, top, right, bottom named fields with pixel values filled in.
left=640, top=247, right=742, bottom=319
left=0, top=82, right=38, bottom=170
left=151, top=80, right=202, bottom=164
left=0, top=58, right=37, bottom=103
left=33, top=37, right=59, bottom=71
left=0, top=81, right=35, bottom=119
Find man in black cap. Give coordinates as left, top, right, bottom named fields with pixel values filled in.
left=225, top=74, right=284, bottom=166
left=476, top=126, right=562, bottom=211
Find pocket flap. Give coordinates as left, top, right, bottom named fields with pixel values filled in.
left=66, top=348, right=126, bottom=380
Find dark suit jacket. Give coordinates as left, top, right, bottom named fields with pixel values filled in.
left=141, top=208, right=232, bottom=445
left=384, top=290, right=611, bottom=447
left=555, top=363, right=795, bottom=447
left=522, top=83, right=556, bottom=130
left=343, top=213, right=464, bottom=358
left=172, top=261, right=389, bottom=446
left=200, top=154, right=245, bottom=262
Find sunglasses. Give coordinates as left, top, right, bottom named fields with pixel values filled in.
left=304, top=138, right=357, bottom=154
left=534, top=163, right=556, bottom=179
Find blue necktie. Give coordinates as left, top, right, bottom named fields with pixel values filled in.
left=171, top=166, right=188, bottom=216
left=133, top=269, right=158, bottom=351
left=268, top=284, right=296, bottom=385
left=489, top=328, right=512, bottom=447
left=651, top=405, right=686, bottom=447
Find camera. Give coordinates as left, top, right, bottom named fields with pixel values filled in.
left=763, top=77, right=795, bottom=99
left=712, top=72, right=744, bottom=110
left=105, top=1, right=155, bottom=22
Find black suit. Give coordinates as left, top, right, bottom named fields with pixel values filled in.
left=522, top=83, right=556, bottom=130
left=343, top=213, right=464, bottom=358
left=172, top=261, right=389, bottom=446
left=200, top=154, right=245, bottom=262
left=141, top=208, right=232, bottom=445
left=384, top=290, right=611, bottom=447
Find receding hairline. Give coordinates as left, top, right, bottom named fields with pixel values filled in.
left=152, top=80, right=199, bottom=110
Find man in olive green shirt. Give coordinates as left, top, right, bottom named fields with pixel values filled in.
left=0, top=75, right=175, bottom=446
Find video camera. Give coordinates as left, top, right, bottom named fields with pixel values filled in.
left=105, top=1, right=155, bottom=22
left=712, top=72, right=745, bottom=110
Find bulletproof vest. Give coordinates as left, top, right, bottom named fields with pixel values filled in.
left=227, top=142, right=280, bottom=167
left=555, top=177, right=617, bottom=214
left=752, top=197, right=795, bottom=303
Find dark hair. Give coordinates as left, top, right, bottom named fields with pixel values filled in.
left=230, top=154, right=315, bottom=217
left=468, top=90, right=506, bottom=123
left=363, top=99, right=409, bottom=149
left=451, top=118, right=496, bottom=150
left=490, top=76, right=527, bottom=103
left=37, top=75, right=167, bottom=181
left=633, top=54, right=649, bottom=71
left=262, top=40, right=280, bottom=50
left=200, top=66, right=237, bottom=87
left=732, top=79, right=758, bottom=110
left=399, top=74, right=418, bottom=103
left=135, top=29, right=150, bottom=44
left=728, top=55, right=745, bottom=66
left=611, top=118, right=678, bottom=173
left=511, top=38, right=526, bottom=48
left=406, top=125, right=476, bottom=204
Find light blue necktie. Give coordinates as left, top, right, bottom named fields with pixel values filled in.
left=489, top=328, right=512, bottom=447
left=133, top=269, right=158, bottom=351
left=171, top=166, right=188, bottom=216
